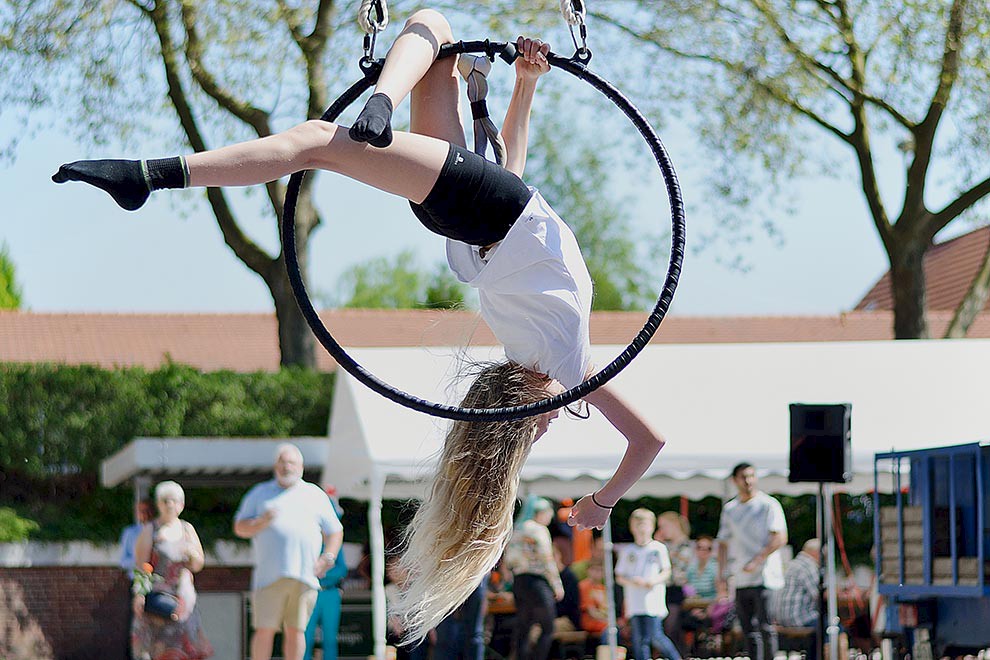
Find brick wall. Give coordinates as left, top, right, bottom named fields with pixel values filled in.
left=0, top=566, right=251, bottom=660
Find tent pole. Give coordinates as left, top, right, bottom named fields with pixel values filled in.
left=369, top=469, right=387, bottom=660
left=602, top=517, right=619, bottom=660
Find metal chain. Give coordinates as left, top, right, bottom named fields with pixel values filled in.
left=560, top=0, right=589, bottom=57
left=358, top=0, right=388, bottom=61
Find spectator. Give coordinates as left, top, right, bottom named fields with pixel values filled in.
left=555, top=546, right=582, bottom=631
left=681, top=536, right=722, bottom=640
left=772, top=538, right=821, bottom=628
left=578, top=560, right=610, bottom=640
left=386, top=558, right=431, bottom=660
left=614, top=508, right=681, bottom=660
left=131, top=481, right=212, bottom=660
left=304, top=491, right=348, bottom=660
left=552, top=499, right=576, bottom=567
left=570, top=535, right=605, bottom=582
left=504, top=495, right=563, bottom=660
left=434, top=575, right=487, bottom=660
left=656, top=511, right=692, bottom=653
left=121, top=499, right=155, bottom=579
left=686, top=535, right=718, bottom=600
left=716, top=462, right=787, bottom=660
left=234, top=443, right=344, bottom=660
left=120, top=498, right=154, bottom=660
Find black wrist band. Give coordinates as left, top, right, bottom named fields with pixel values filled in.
left=591, top=492, right=614, bottom=509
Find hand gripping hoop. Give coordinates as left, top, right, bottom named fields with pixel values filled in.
left=281, top=41, right=685, bottom=422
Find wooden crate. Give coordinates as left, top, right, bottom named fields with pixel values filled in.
left=880, top=523, right=924, bottom=544
left=880, top=558, right=925, bottom=584
left=881, top=556, right=990, bottom=586
left=880, top=506, right=923, bottom=525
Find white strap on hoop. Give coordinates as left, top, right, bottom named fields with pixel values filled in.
left=560, top=0, right=586, bottom=26
left=358, top=0, right=389, bottom=34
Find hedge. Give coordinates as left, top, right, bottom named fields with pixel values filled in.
left=0, top=362, right=333, bottom=543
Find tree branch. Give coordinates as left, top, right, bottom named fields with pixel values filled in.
left=594, top=14, right=852, bottom=144
left=827, top=0, right=892, bottom=245
left=903, top=0, right=966, bottom=221
left=929, top=175, right=990, bottom=234
left=944, top=227, right=990, bottom=338
left=748, top=0, right=853, bottom=95
left=147, top=0, right=273, bottom=278
left=178, top=0, right=273, bottom=137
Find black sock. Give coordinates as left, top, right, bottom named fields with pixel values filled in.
left=52, top=157, right=188, bottom=211
left=348, top=93, right=394, bottom=148
left=145, top=157, right=188, bottom=190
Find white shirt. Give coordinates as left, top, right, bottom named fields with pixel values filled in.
left=614, top=540, right=670, bottom=618
left=234, top=479, right=344, bottom=591
left=446, top=189, right=593, bottom=389
left=716, top=491, right=787, bottom=589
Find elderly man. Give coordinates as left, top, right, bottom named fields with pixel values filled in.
left=235, top=443, right=344, bottom=660
left=773, top=538, right=821, bottom=629
left=717, top=462, right=787, bottom=660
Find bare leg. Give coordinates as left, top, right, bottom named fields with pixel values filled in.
left=251, top=628, right=276, bottom=660
left=408, top=22, right=466, bottom=147
left=350, top=9, right=459, bottom=147
left=282, top=626, right=306, bottom=660
left=185, top=121, right=449, bottom=204
left=378, top=10, right=456, bottom=115
left=52, top=10, right=463, bottom=210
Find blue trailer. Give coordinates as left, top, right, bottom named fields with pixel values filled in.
left=874, top=442, right=990, bottom=657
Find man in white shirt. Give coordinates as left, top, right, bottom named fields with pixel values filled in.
left=235, top=444, right=344, bottom=660
left=717, top=462, right=787, bottom=660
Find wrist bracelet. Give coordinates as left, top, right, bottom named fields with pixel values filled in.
left=590, top=492, right=614, bottom=509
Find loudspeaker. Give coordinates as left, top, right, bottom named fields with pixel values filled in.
left=788, top=403, right=851, bottom=483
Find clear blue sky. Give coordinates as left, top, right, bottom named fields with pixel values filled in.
left=3, top=98, right=894, bottom=317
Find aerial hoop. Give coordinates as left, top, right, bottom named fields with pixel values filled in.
left=282, top=41, right=685, bottom=422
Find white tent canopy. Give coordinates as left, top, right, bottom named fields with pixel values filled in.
left=323, top=339, right=989, bottom=659
left=323, top=339, right=990, bottom=501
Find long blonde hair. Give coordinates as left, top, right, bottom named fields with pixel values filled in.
left=392, top=361, right=549, bottom=643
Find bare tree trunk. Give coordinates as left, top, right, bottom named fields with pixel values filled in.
left=890, top=239, right=930, bottom=339
left=271, top=203, right=318, bottom=369
left=945, top=230, right=990, bottom=338
left=272, top=270, right=317, bottom=369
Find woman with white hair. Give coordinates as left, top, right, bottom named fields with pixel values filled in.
left=132, top=480, right=213, bottom=660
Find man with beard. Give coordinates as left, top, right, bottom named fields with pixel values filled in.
left=235, top=443, right=344, bottom=660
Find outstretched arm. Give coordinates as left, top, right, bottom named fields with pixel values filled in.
left=568, top=383, right=665, bottom=530
left=502, top=37, right=550, bottom=178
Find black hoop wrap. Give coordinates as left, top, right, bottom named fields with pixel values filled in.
left=282, top=41, right=685, bottom=422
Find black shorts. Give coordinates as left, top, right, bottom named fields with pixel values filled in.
left=409, top=143, right=533, bottom=246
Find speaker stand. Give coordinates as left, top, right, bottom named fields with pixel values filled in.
left=816, top=482, right=840, bottom=660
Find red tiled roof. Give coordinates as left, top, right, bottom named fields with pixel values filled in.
left=2, top=309, right=989, bottom=373
left=856, top=226, right=990, bottom=311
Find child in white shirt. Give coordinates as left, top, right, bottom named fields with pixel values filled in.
left=615, top=509, right=682, bottom=660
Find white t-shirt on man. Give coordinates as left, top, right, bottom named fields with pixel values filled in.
left=716, top=491, right=787, bottom=589
left=234, top=479, right=343, bottom=591
left=445, top=189, right=593, bottom=389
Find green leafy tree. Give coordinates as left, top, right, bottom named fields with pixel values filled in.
left=527, top=132, right=662, bottom=311
left=0, top=507, right=39, bottom=542
left=595, top=0, right=990, bottom=337
left=525, top=93, right=664, bottom=311
left=329, top=249, right=466, bottom=309
left=0, top=243, right=23, bottom=309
